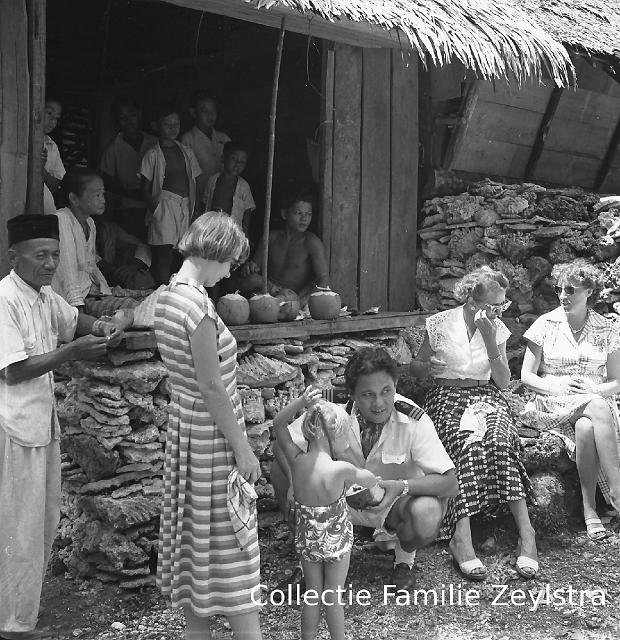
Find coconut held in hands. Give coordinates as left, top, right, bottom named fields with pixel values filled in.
left=308, top=288, right=341, bottom=320
left=217, top=293, right=250, bottom=326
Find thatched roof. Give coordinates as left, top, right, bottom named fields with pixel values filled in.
left=520, top=0, right=620, bottom=59
left=163, top=0, right=574, bottom=85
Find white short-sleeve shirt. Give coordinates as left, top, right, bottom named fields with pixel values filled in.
left=0, top=271, right=78, bottom=446
left=426, top=305, right=511, bottom=380
left=287, top=394, right=454, bottom=481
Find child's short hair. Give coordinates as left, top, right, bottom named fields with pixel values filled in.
left=282, top=185, right=316, bottom=211
left=223, top=141, right=249, bottom=158
left=301, top=400, right=348, bottom=443
left=61, top=168, right=103, bottom=201
left=151, top=100, right=179, bottom=122
left=111, top=95, right=141, bottom=119
left=177, top=212, right=250, bottom=263
left=190, top=89, right=217, bottom=108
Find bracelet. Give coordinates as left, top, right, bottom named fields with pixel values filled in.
left=488, top=353, right=502, bottom=362
left=401, top=479, right=409, bottom=497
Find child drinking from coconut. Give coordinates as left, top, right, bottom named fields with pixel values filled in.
left=274, top=387, right=379, bottom=640
left=240, top=186, right=330, bottom=307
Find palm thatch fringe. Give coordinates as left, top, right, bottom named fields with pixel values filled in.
left=252, top=0, right=574, bottom=85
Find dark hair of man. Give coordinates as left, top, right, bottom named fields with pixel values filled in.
left=343, top=347, right=398, bottom=395
left=281, top=184, right=317, bottom=211
left=111, top=95, right=141, bottom=120
left=60, top=167, right=103, bottom=201
left=190, top=89, right=217, bottom=108
left=223, top=141, right=250, bottom=158
left=151, top=100, right=179, bottom=122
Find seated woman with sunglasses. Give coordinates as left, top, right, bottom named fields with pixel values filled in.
left=521, top=259, right=620, bottom=542
left=409, top=266, right=537, bottom=581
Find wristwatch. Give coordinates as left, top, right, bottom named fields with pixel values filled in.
left=401, top=479, right=409, bottom=496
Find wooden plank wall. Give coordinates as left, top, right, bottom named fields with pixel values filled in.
left=323, top=44, right=419, bottom=312
left=0, top=0, right=31, bottom=276
left=445, top=57, right=620, bottom=191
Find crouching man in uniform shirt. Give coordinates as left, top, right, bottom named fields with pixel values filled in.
left=0, top=214, right=128, bottom=640
left=272, top=347, right=458, bottom=591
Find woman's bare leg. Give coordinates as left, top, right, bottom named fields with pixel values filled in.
left=226, top=611, right=262, bottom=640
left=183, top=605, right=212, bottom=640
left=582, top=399, right=620, bottom=510
left=574, top=416, right=600, bottom=518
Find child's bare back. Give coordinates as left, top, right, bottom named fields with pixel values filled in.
left=291, top=450, right=352, bottom=507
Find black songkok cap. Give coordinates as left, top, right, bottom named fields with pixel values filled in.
left=7, top=214, right=60, bottom=247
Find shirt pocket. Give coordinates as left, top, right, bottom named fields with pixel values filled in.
left=381, top=450, right=407, bottom=465
left=23, top=333, right=37, bottom=355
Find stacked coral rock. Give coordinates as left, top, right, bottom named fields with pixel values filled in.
left=54, top=329, right=418, bottom=584
left=416, top=178, right=620, bottom=372
left=415, top=178, right=620, bottom=531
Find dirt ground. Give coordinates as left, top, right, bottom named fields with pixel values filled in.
left=39, top=514, right=620, bottom=640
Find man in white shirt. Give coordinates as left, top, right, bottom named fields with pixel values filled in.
left=272, top=348, right=458, bottom=591
left=0, top=215, right=126, bottom=640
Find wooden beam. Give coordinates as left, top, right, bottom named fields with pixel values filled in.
left=442, top=80, right=480, bottom=169
left=331, top=44, right=362, bottom=309
left=359, top=48, right=391, bottom=312
left=123, top=311, right=430, bottom=350
left=523, top=87, right=563, bottom=180
left=595, top=113, right=620, bottom=191
left=25, top=0, right=46, bottom=215
left=318, top=41, right=335, bottom=267
left=160, top=0, right=409, bottom=49
left=389, top=51, right=418, bottom=311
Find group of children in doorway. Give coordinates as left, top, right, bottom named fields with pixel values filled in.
left=43, top=90, right=330, bottom=302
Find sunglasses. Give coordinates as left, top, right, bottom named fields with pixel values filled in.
left=481, top=300, right=512, bottom=314
left=229, top=258, right=244, bottom=272
left=554, top=285, right=583, bottom=296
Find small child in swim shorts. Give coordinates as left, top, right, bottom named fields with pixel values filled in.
left=274, top=388, right=379, bottom=640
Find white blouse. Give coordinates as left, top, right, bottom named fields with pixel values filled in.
left=426, top=305, right=511, bottom=380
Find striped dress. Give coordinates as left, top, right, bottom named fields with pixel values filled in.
left=154, top=275, right=260, bottom=616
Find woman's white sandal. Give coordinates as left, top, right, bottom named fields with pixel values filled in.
left=585, top=516, right=608, bottom=542
left=515, top=555, right=539, bottom=579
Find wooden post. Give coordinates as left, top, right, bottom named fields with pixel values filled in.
left=92, top=0, right=113, bottom=167
left=524, top=87, right=563, bottom=180
left=318, top=41, right=335, bottom=267
left=0, top=1, right=30, bottom=276
left=262, top=16, right=286, bottom=294
left=389, top=51, right=418, bottom=311
left=330, top=44, right=362, bottom=309
left=442, top=80, right=479, bottom=169
left=595, top=114, right=620, bottom=192
left=25, top=0, right=46, bottom=215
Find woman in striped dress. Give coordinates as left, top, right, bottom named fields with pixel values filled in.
left=521, top=260, right=620, bottom=541
left=410, top=266, right=537, bottom=581
left=154, top=212, right=262, bottom=640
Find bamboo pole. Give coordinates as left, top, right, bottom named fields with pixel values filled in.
left=262, top=16, right=286, bottom=294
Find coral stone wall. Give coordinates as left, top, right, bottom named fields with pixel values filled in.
left=54, top=327, right=420, bottom=585
left=417, top=178, right=620, bottom=373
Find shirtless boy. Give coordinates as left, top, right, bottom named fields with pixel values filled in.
left=242, top=188, right=329, bottom=305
